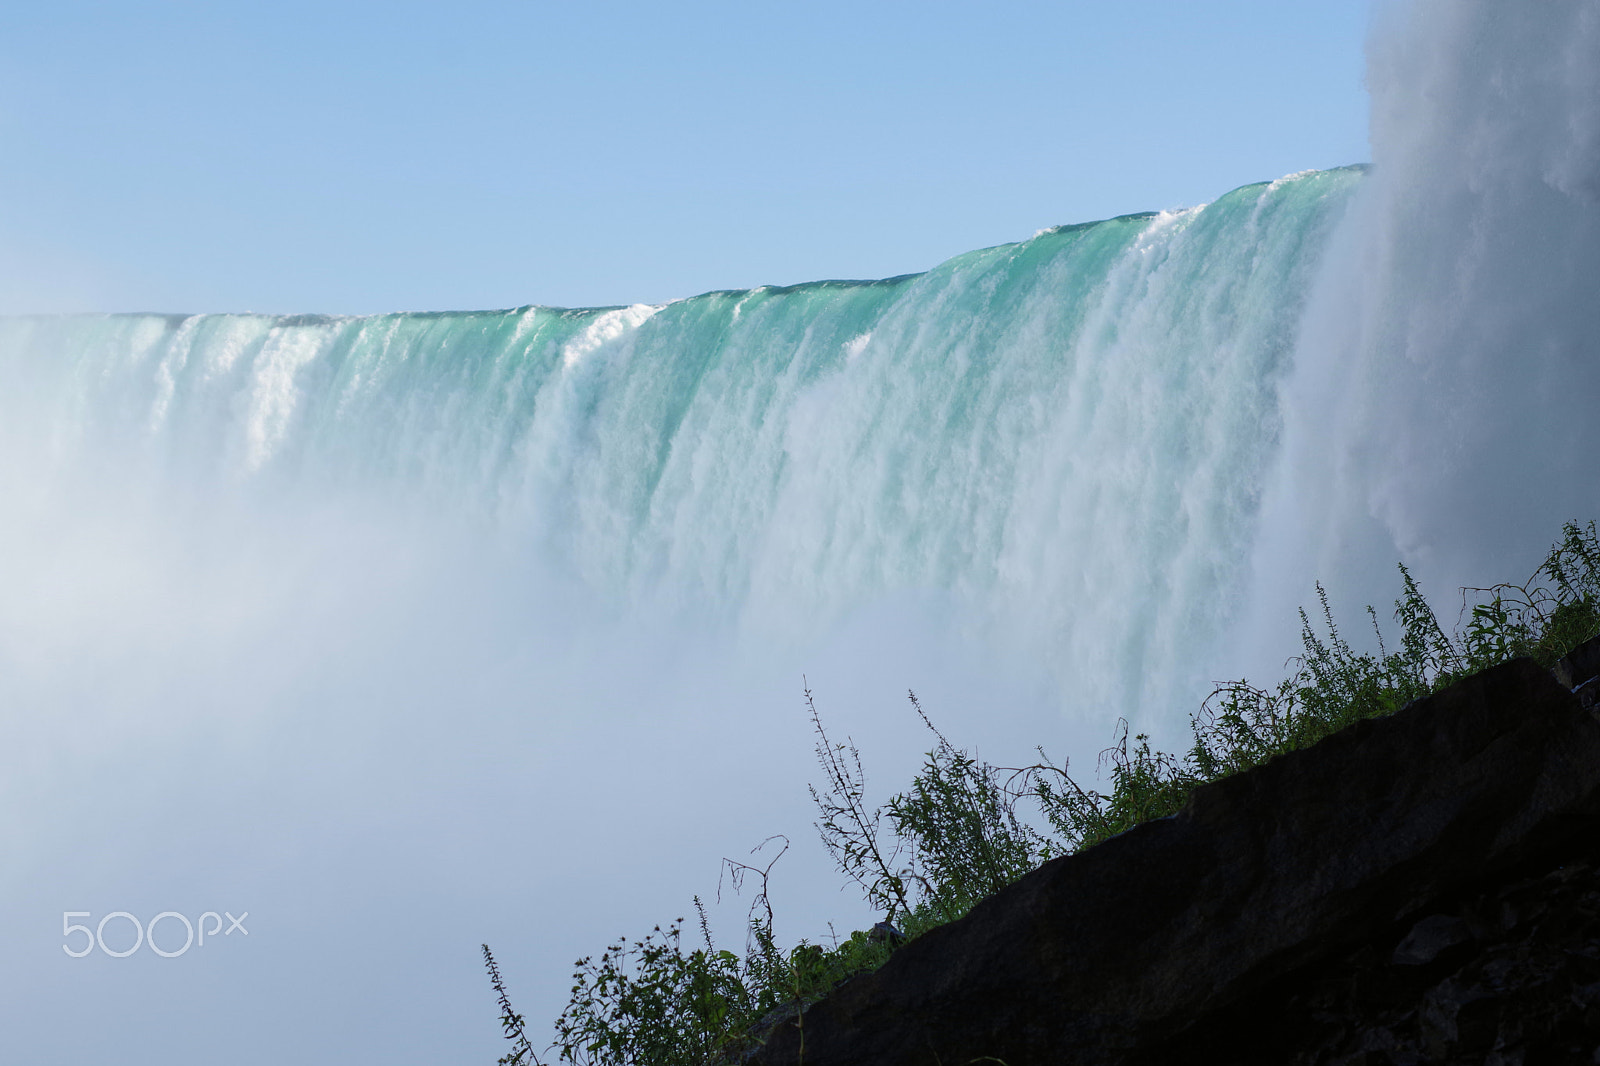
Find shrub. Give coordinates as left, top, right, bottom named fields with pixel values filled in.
left=550, top=913, right=752, bottom=1066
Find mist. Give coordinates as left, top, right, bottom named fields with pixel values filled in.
left=1241, top=0, right=1600, bottom=674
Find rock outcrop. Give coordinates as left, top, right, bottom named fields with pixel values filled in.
left=749, top=651, right=1600, bottom=1066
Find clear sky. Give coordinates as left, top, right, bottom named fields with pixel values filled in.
left=0, top=1, right=1371, bottom=315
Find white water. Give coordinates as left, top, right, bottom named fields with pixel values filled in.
left=1, top=2, right=1597, bottom=1062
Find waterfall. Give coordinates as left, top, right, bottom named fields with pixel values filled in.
left=1, top=2, right=1595, bottom=1061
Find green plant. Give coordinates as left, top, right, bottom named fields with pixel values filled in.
left=883, top=692, right=1047, bottom=926
left=806, top=682, right=913, bottom=923
left=1186, top=522, right=1600, bottom=787
left=552, top=910, right=755, bottom=1066
left=483, top=943, right=541, bottom=1066
left=1030, top=720, right=1197, bottom=854
left=546, top=835, right=863, bottom=1066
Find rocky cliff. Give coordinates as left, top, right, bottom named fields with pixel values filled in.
left=749, top=645, right=1600, bottom=1066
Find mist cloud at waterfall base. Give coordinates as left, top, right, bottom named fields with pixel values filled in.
left=0, top=456, right=1080, bottom=1063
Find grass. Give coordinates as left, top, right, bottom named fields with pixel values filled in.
left=484, top=520, right=1600, bottom=1066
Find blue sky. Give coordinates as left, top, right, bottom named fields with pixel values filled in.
left=0, top=1, right=1370, bottom=314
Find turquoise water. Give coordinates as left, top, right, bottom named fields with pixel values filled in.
left=0, top=167, right=1365, bottom=719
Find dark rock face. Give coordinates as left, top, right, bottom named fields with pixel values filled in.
left=749, top=655, right=1600, bottom=1066
left=1169, top=851, right=1600, bottom=1064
